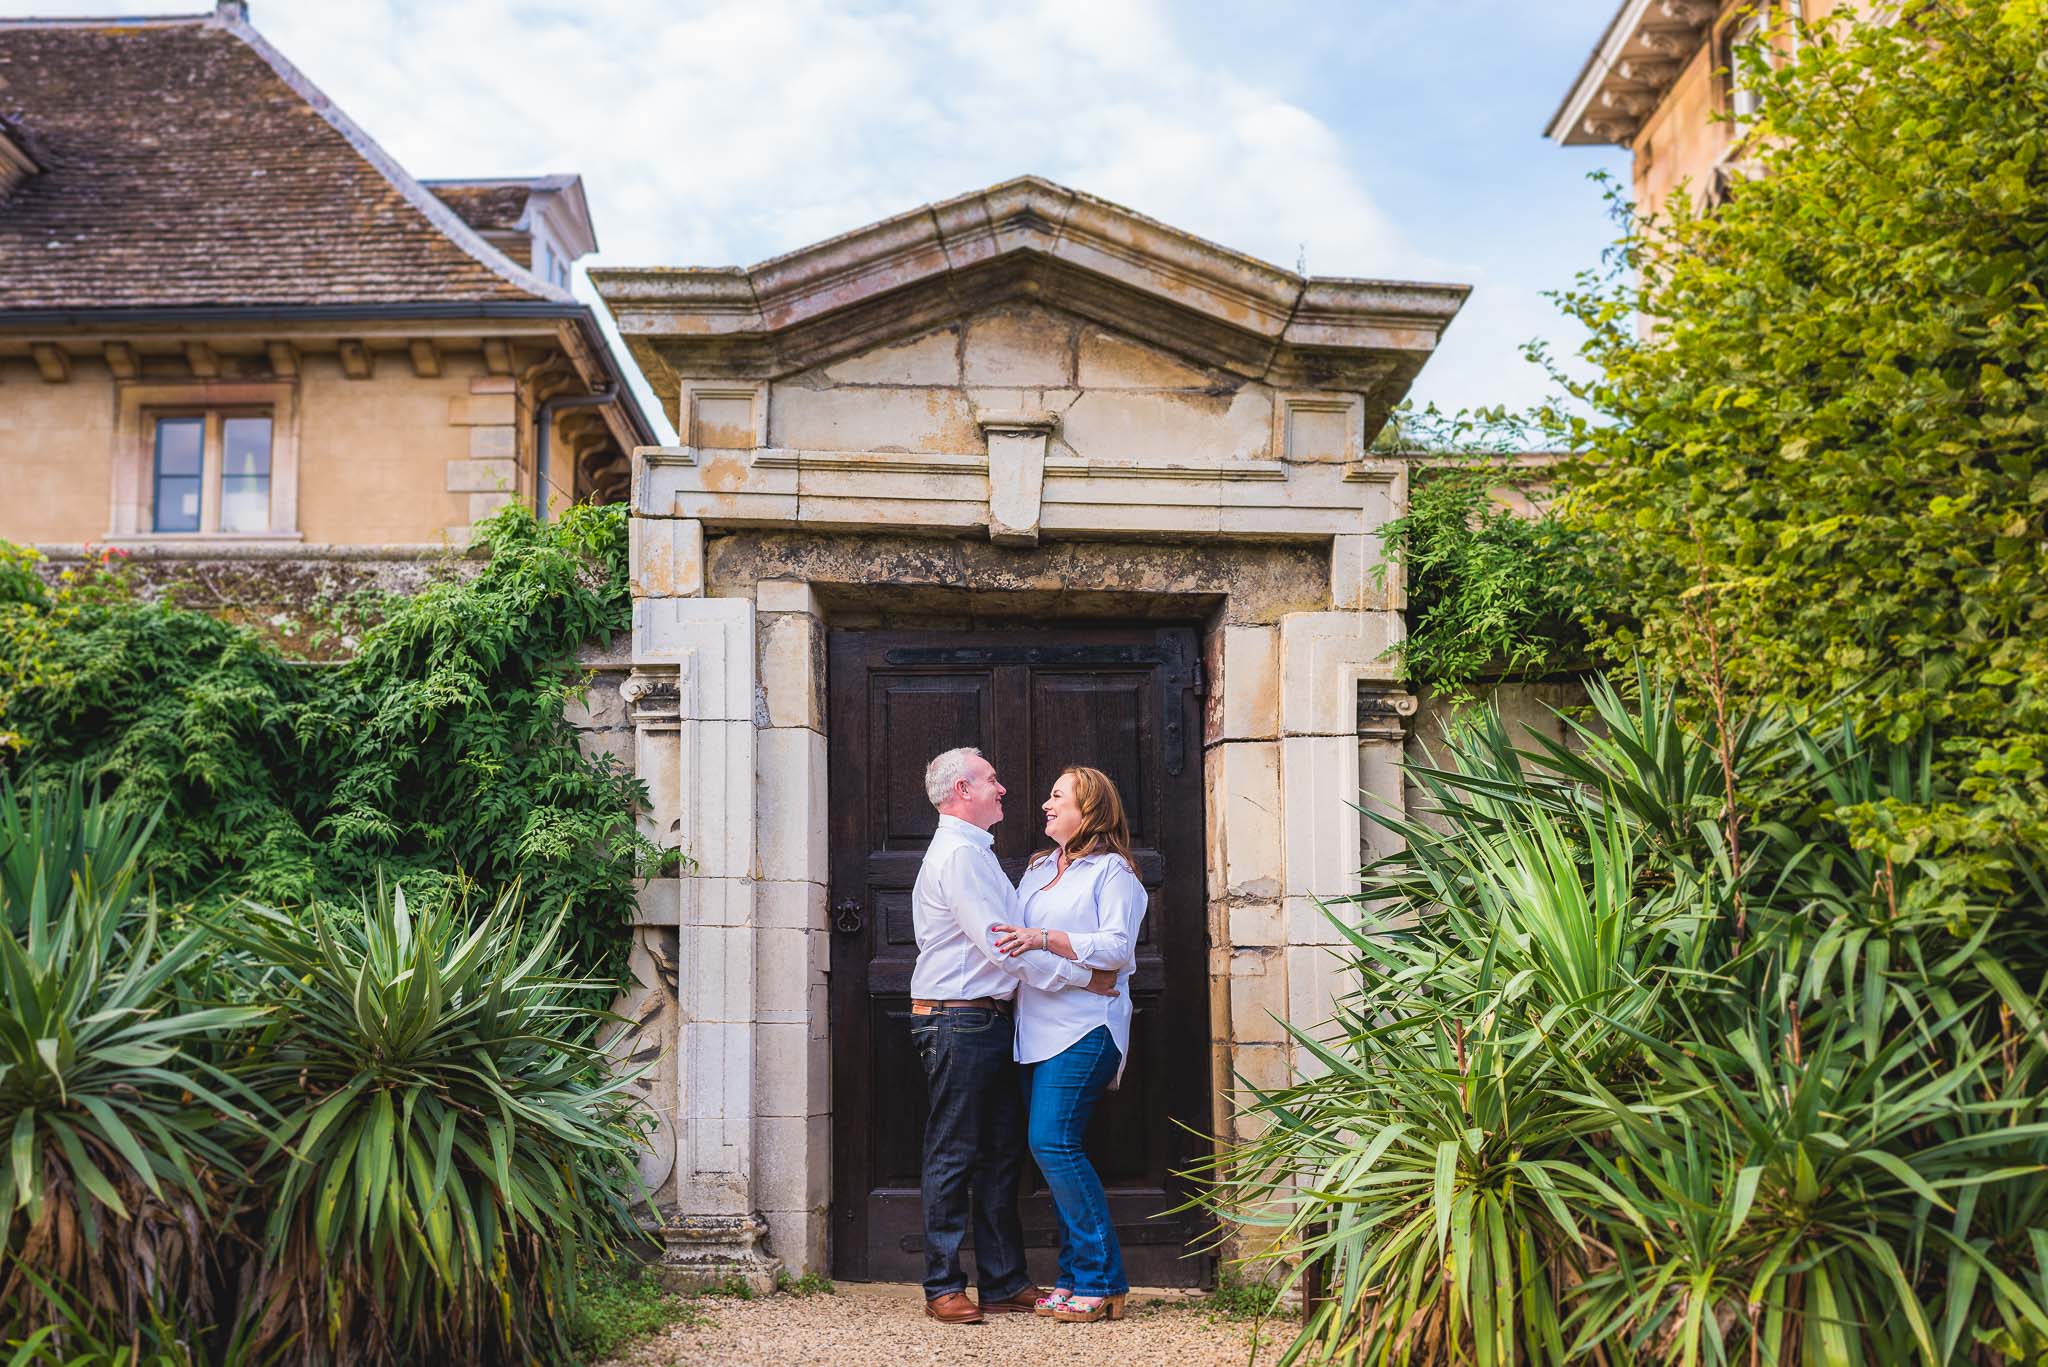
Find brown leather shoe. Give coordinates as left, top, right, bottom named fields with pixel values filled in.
left=924, top=1291, right=984, bottom=1324
left=980, top=1285, right=1044, bottom=1315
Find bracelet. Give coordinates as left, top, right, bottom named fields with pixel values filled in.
left=1041, top=929, right=1050, bottom=951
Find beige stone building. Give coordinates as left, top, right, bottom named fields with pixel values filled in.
left=1548, top=0, right=1875, bottom=217
left=593, top=178, right=1469, bottom=1288
left=0, top=3, right=650, bottom=572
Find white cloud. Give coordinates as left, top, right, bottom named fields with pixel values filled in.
left=27, top=0, right=1568, bottom=432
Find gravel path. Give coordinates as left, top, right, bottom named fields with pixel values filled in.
left=603, top=1283, right=1289, bottom=1367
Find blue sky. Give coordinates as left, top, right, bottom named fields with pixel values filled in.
left=24, top=0, right=1630, bottom=437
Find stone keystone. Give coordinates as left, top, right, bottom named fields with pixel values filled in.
left=978, top=408, right=1055, bottom=547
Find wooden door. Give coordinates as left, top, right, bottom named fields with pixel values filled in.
left=827, top=626, right=1211, bottom=1286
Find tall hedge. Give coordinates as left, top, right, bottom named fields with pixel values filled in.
left=1550, top=0, right=2048, bottom=901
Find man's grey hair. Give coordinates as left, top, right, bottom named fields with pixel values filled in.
left=924, top=747, right=985, bottom=809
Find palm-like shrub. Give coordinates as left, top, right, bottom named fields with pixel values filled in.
left=217, top=881, right=648, bottom=1365
left=0, top=774, right=264, bottom=1342
left=1201, top=678, right=2048, bottom=1365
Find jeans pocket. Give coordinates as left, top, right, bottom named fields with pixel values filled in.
left=947, top=1008, right=995, bottom=1034
left=911, top=1021, right=938, bottom=1067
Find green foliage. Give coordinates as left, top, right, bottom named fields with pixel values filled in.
left=219, top=880, right=648, bottom=1365
left=1377, top=458, right=1586, bottom=694
left=0, top=503, right=657, bottom=985
left=1, top=779, right=653, bottom=1364
left=0, top=772, right=263, bottom=1340
left=773, top=1269, right=834, bottom=1297
left=1195, top=676, right=2048, bottom=1365
left=1207, top=1267, right=1284, bottom=1322
left=1547, top=2, right=2048, bottom=883
left=569, top=1258, right=706, bottom=1362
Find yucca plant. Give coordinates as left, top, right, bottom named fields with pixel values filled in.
left=0, top=772, right=265, bottom=1343
left=1195, top=677, right=2048, bottom=1366
left=213, top=880, right=648, bottom=1366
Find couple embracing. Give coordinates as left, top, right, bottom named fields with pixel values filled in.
left=910, top=746, right=1146, bottom=1327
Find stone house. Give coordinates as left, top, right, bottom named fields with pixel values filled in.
left=590, top=177, right=1470, bottom=1288
left=0, top=2, right=652, bottom=587
left=1547, top=0, right=1877, bottom=217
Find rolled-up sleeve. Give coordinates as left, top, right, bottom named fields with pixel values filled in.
left=1065, top=864, right=1146, bottom=971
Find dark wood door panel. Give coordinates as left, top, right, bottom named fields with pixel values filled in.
left=829, top=625, right=1211, bottom=1287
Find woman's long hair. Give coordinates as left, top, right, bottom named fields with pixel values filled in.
left=1029, top=765, right=1138, bottom=874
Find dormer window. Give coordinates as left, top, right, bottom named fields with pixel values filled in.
left=0, top=116, right=42, bottom=196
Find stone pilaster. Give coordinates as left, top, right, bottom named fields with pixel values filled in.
left=631, top=593, right=780, bottom=1293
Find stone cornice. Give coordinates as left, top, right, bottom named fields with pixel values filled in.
left=1546, top=0, right=1719, bottom=147
left=593, top=177, right=1468, bottom=414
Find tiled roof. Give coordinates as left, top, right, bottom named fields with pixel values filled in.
left=0, top=12, right=571, bottom=310
left=427, top=182, right=532, bottom=234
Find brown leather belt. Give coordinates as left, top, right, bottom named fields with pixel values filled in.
left=910, top=997, right=1012, bottom=1015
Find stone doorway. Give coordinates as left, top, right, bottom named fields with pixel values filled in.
left=592, top=177, right=1464, bottom=1286
left=825, top=624, right=1211, bottom=1285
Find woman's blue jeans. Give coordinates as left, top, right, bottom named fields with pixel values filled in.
left=1027, top=1025, right=1128, bottom=1297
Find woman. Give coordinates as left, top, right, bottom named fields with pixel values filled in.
left=990, top=766, right=1147, bottom=1324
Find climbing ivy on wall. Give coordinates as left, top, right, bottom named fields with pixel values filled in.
left=1373, top=403, right=1591, bottom=696
left=0, top=504, right=657, bottom=984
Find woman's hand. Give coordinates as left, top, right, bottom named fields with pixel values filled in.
left=991, top=923, right=1075, bottom=958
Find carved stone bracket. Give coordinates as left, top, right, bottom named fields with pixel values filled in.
left=622, top=668, right=682, bottom=728
left=1356, top=685, right=1420, bottom=743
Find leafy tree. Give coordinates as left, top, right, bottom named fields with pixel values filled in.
left=1549, top=0, right=2048, bottom=898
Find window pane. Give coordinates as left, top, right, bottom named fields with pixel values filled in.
left=154, top=417, right=203, bottom=476
left=152, top=418, right=204, bottom=532
left=219, top=416, right=272, bottom=533
left=222, top=417, right=271, bottom=478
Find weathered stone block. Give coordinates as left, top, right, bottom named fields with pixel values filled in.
left=468, top=424, right=515, bottom=458
left=1228, top=948, right=1289, bottom=1044
left=757, top=612, right=823, bottom=732
left=962, top=308, right=1075, bottom=387
left=821, top=327, right=961, bottom=386
left=467, top=491, right=512, bottom=522
left=1076, top=327, right=1214, bottom=389
left=1281, top=734, right=1362, bottom=902
left=1211, top=740, right=1282, bottom=900
left=448, top=393, right=515, bottom=426
left=632, top=516, right=704, bottom=599
left=756, top=926, right=812, bottom=1021
left=1227, top=899, right=1284, bottom=948
left=1220, top=625, right=1279, bottom=741
left=769, top=385, right=981, bottom=454
left=1278, top=609, right=1400, bottom=736
left=1059, top=386, right=1272, bottom=465
left=757, top=727, right=827, bottom=883
left=756, top=879, right=827, bottom=932
left=445, top=458, right=516, bottom=493
left=755, top=579, right=820, bottom=616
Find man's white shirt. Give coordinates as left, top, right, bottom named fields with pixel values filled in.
left=910, top=814, right=1094, bottom=1000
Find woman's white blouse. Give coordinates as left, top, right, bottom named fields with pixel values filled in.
left=1012, top=852, right=1149, bottom=1079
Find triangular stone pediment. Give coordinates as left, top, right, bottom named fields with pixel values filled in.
left=593, top=177, right=1468, bottom=419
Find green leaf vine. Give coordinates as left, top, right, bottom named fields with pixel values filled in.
left=0, top=503, right=660, bottom=986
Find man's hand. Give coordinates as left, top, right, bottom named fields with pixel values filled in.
left=1084, top=967, right=1118, bottom=997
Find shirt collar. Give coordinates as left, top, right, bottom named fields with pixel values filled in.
left=936, top=813, right=995, bottom=848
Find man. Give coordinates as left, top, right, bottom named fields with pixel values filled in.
left=911, top=746, right=1117, bottom=1325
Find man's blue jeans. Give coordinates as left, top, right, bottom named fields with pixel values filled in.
left=1027, top=1025, right=1128, bottom=1297
left=912, top=1006, right=1031, bottom=1302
